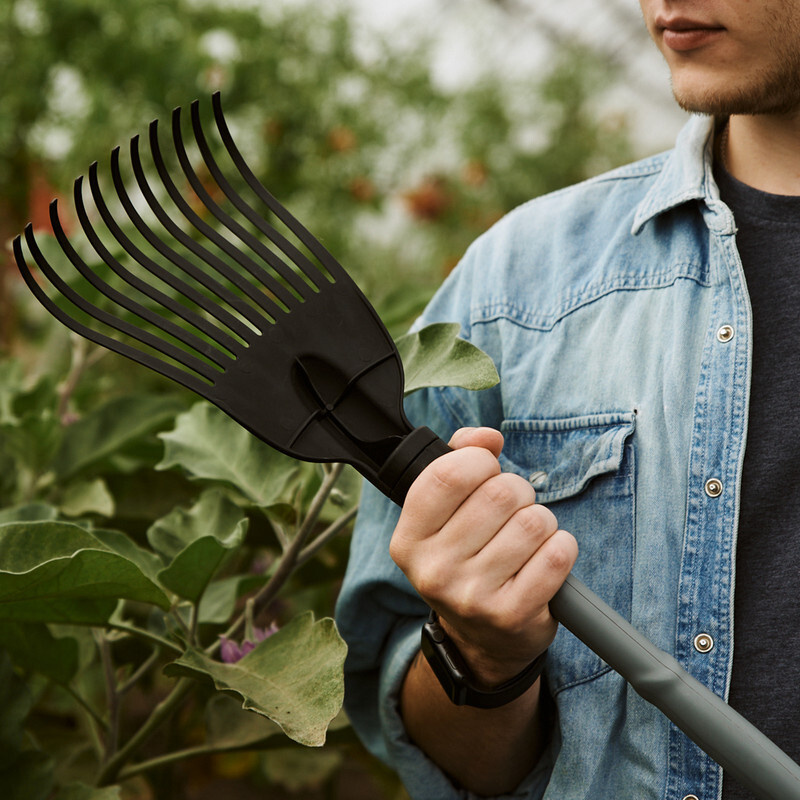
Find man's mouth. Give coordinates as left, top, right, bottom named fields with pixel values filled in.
left=657, top=17, right=726, bottom=51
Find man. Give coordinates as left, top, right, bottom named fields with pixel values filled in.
left=336, top=1, right=800, bottom=798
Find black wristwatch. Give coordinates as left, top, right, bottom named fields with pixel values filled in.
left=420, top=608, right=547, bottom=709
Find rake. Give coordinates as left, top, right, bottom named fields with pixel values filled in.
left=12, top=92, right=800, bottom=800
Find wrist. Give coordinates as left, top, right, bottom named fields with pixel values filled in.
left=437, top=614, right=545, bottom=688
left=421, top=609, right=547, bottom=708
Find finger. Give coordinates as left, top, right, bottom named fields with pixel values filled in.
left=469, top=502, right=560, bottom=588
left=505, top=528, right=579, bottom=606
left=449, top=426, right=504, bottom=458
left=398, top=445, right=502, bottom=540
left=436, top=471, right=537, bottom=557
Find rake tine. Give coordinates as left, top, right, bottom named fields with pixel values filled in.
left=127, top=135, right=276, bottom=331
left=171, top=106, right=315, bottom=302
left=87, top=161, right=243, bottom=357
left=71, top=176, right=233, bottom=371
left=147, top=118, right=298, bottom=315
left=17, top=221, right=218, bottom=391
left=211, top=92, right=348, bottom=284
left=189, top=100, right=324, bottom=292
left=111, top=146, right=263, bottom=342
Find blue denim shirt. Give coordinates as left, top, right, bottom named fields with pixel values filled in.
left=336, top=114, right=746, bottom=800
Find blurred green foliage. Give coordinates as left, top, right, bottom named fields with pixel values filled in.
left=0, top=1, right=634, bottom=798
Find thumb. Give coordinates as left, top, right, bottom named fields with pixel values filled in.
left=448, top=426, right=504, bottom=458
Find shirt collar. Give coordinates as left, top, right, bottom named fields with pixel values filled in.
left=632, top=115, right=736, bottom=236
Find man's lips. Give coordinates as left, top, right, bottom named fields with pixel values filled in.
left=657, top=17, right=725, bottom=51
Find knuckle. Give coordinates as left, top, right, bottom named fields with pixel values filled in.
left=414, top=555, right=455, bottom=601
left=480, top=472, right=530, bottom=511
left=426, top=455, right=464, bottom=492
left=388, top=534, right=408, bottom=568
left=512, top=503, right=556, bottom=539
left=543, top=531, right=579, bottom=575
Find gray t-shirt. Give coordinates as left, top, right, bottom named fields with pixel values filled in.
left=715, top=160, right=800, bottom=800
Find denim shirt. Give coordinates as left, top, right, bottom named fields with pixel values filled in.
left=336, top=114, right=746, bottom=800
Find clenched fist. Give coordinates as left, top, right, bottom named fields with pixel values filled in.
left=390, top=426, right=578, bottom=687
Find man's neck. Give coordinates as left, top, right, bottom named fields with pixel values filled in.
left=724, top=113, right=800, bottom=196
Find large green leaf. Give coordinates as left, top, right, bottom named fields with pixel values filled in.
left=157, top=403, right=300, bottom=507
left=397, top=322, right=499, bottom=395
left=54, top=394, right=185, bottom=480
left=0, top=522, right=170, bottom=624
left=165, top=612, right=346, bottom=746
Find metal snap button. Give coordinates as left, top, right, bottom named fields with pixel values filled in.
left=694, top=633, right=714, bottom=654
left=528, top=470, right=547, bottom=488
left=717, top=324, right=734, bottom=343
left=682, top=795, right=700, bottom=800
left=704, top=478, right=723, bottom=497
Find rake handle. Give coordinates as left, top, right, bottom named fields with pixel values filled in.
left=382, top=427, right=800, bottom=800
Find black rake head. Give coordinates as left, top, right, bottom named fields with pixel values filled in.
left=13, top=92, right=433, bottom=499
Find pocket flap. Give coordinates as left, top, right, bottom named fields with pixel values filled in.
left=499, top=412, right=636, bottom=503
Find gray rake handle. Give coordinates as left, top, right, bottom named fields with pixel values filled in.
left=551, top=574, right=800, bottom=799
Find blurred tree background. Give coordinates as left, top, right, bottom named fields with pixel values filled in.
left=0, top=0, right=651, bottom=798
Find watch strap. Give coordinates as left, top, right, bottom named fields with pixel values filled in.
left=420, top=608, right=547, bottom=709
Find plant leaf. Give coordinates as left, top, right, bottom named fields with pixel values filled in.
left=147, top=490, right=249, bottom=602
left=59, top=478, right=115, bottom=518
left=0, top=522, right=170, bottom=624
left=0, top=622, right=79, bottom=684
left=157, top=403, right=300, bottom=507
left=54, top=394, right=185, bottom=480
left=396, top=322, right=499, bottom=395
left=164, top=612, right=346, bottom=746
left=147, top=489, right=248, bottom=560
left=204, top=694, right=284, bottom=749
left=197, top=574, right=267, bottom=626
left=0, top=504, right=59, bottom=524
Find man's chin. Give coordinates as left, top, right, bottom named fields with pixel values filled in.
left=671, top=78, right=800, bottom=117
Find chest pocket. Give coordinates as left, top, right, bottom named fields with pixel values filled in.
left=499, top=412, right=636, bottom=693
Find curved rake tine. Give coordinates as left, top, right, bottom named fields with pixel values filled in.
left=15, top=222, right=218, bottom=392
left=189, top=100, right=324, bottom=292
left=106, top=147, right=260, bottom=346
left=71, top=177, right=232, bottom=370
left=147, top=118, right=297, bottom=315
left=171, top=106, right=314, bottom=302
left=87, top=162, right=242, bottom=357
left=211, top=91, right=347, bottom=283
left=127, top=135, right=275, bottom=331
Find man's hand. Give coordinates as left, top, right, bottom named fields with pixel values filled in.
left=390, top=426, right=577, bottom=687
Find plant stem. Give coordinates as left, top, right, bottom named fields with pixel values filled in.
left=116, top=740, right=258, bottom=782
left=207, top=463, right=345, bottom=657
left=98, top=633, right=120, bottom=759
left=118, top=649, right=160, bottom=696
left=297, top=506, right=357, bottom=568
left=106, top=620, right=183, bottom=655
left=63, top=683, right=108, bottom=734
left=95, top=677, right=194, bottom=786
left=57, top=336, right=105, bottom=424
